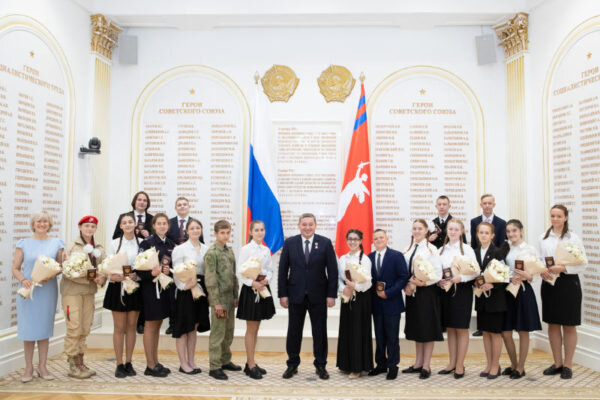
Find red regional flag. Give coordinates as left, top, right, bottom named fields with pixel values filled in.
left=335, top=83, right=374, bottom=257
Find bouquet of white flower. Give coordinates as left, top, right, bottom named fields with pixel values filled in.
left=506, top=253, right=548, bottom=297
left=555, top=242, right=587, bottom=266
left=133, top=248, right=159, bottom=271
left=475, top=259, right=510, bottom=298
left=240, top=257, right=270, bottom=299
left=414, top=256, right=437, bottom=282
left=173, top=260, right=205, bottom=300
left=99, top=253, right=139, bottom=294
left=451, top=255, right=481, bottom=275
left=62, top=253, right=92, bottom=279
left=340, top=262, right=372, bottom=303
left=17, top=256, right=62, bottom=299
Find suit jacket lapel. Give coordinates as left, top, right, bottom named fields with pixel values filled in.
left=297, top=236, right=307, bottom=265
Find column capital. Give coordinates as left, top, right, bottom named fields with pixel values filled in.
left=494, top=12, right=529, bottom=59
left=90, top=14, right=122, bottom=60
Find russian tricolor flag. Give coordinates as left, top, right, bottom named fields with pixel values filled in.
left=247, top=81, right=284, bottom=253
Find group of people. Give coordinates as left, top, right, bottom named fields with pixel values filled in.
left=11, top=191, right=587, bottom=385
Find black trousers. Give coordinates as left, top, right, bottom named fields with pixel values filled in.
left=286, top=296, right=328, bottom=368
left=373, top=313, right=401, bottom=370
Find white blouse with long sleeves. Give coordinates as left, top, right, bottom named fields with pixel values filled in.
left=338, top=251, right=372, bottom=293
left=403, top=239, right=441, bottom=286
left=171, top=240, right=209, bottom=290
left=537, top=230, right=588, bottom=275
left=440, top=240, right=478, bottom=282
left=110, top=237, right=140, bottom=265
left=237, top=241, right=274, bottom=287
left=505, top=241, right=538, bottom=273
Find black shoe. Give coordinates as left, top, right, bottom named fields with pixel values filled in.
left=144, top=366, right=168, bottom=377
left=386, top=369, right=398, bottom=380
left=419, top=369, right=431, bottom=379
left=487, top=367, right=500, bottom=380
left=255, top=364, right=266, bottom=375
left=368, top=366, right=387, bottom=376
left=209, top=368, right=228, bottom=380
left=179, top=366, right=196, bottom=375
left=454, top=368, right=465, bottom=379
left=156, top=363, right=170, bottom=374
left=501, top=367, right=514, bottom=376
left=316, top=366, right=329, bottom=380
left=136, top=324, right=144, bottom=334
left=165, top=326, right=173, bottom=335
left=543, top=364, right=563, bottom=376
left=472, top=330, right=483, bottom=337
left=402, top=365, right=422, bottom=374
left=192, top=368, right=202, bottom=374
left=124, top=362, right=136, bottom=376
left=560, top=366, right=572, bottom=379
left=282, top=366, right=298, bottom=379
left=115, top=364, right=127, bottom=378
left=479, top=371, right=489, bottom=377
left=245, top=365, right=263, bottom=380
left=438, top=368, right=455, bottom=375
left=510, top=369, right=526, bottom=379
left=222, top=362, right=242, bottom=371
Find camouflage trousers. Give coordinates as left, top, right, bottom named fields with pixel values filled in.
left=209, top=304, right=235, bottom=370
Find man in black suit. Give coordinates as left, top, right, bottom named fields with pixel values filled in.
left=278, top=213, right=338, bottom=380
left=368, top=229, right=409, bottom=380
left=429, top=195, right=466, bottom=248
left=112, top=191, right=153, bottom=240
left=470, top=194, right=506, bottom=247
left=166, top=196, right=204, bottom=245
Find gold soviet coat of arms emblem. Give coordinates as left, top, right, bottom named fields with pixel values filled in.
left=261, top=65, right=299, bottom=102
left=317, top=65, right=356, bottom=103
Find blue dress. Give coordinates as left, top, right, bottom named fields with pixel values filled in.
left=16, top=238, right=65, bottom=341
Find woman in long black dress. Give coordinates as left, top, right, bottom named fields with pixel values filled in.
left=537, top=205, right=587, bottom=379
left=137, top=213, right=175, bottom=378
left=336, top=229, right=373, bottom=379
left=402, top=219, right=442, bottom=380
left=501, top=219, right=541, bottom=379
left=473, top=222, right=508, bottom=379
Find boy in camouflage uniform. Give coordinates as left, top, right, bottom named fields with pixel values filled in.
left=204, top=220, right=241, bottom=380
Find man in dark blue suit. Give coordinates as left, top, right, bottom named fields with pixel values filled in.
left=368, top=229, right=409, bottom=380
left=166, top=196, right=205, bottom=245
left=278, top=213, right=338, bottom=380
left=470, top=194, right=506, bottom=247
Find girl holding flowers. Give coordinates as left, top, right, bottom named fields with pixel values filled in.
left=236, top=220, right=276, bottom=379
left=137, top=213, right=175, bottom=378
left=62, top=216, right=106, bottom=379
left=171, top=218, right=210, bottom=375
left=402, top=219, right=442, bottom=380
left=12, top=211, right=64, bottom=382
left=537, top=205, right=588, bottom=379
left=104, top=213, right=142, bottom=378
left=336, top=229, right=373, bottom=380
left=438, top=218, right=478, bottom=379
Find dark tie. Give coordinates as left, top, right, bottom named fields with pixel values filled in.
left=377, top=253, right=382, bottom=276
left=304, top=240, right=310, bottom=264
left=179, top=219, right=185, bottom=239
left=137, top=215, right=143, bottom=225
left=408, top=244, right=419, bottom=275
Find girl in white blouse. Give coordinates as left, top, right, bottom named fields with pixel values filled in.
left=402, top=219, right=442, bottom=380
left=171, top=218, right=210, bottom=374
left=537, top=205, right=588, bottom=379
left=438, top=218, right=478, bottom=379
left=236, top=220, right=276, bottom=379
left=104, top=214, right=141, bottom=378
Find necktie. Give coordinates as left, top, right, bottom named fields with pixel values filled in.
left=408, top=244, right=419, bottom=275
left=377, top=253, right=382, bottom=276
left=137, top=215, right=143, bottom=225
left=440, top=218, right=444, bottom=225
left=304, top=240, right=310, bottom=263
left=179, top=219, right=185, bottom=239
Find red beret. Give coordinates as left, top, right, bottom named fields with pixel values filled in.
left=78, top=215, right=98, bottom=225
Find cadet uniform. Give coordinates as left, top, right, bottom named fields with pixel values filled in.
left=204, top=242, right=238, bottom=372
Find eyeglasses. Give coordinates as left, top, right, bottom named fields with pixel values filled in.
left=347, top=238, right=360, bottom=242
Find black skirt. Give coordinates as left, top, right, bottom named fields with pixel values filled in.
left=103, top=281, right=142, bottom=312
left=405, top=285, right=443, bottom=342
left=236, top=284, right=276, bottom=321
left=504, top=281, right=541, bottom=332
left=172, top=275, right=210, bottom=338
left=477, top=311, right=505, bottom=333
left=541, top=274, right=582, bottom=326
left=336, top=290, right=374, bottom=373
left=441, top=282, right=473, bottom=329
left=139, top=279, right=170, bottom=321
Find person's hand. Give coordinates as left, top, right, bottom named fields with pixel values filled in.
left=280, top=297, right=289, bottom=308
left=548, top=265, right=566, bottom=275
left=342, top=286, right=354, bottom=299
left=510, top=276, right=522, bottom=285
left=451, top=275, right=462, bottom=284
left=410, top=276, right=425, bottom=287
left=345, top=279, right=356, bottom=289
left=21, top=279, right=32, bottom=289
left=215, top=304, right=224, bottom=318
left=110, top=274, right=124, bottom=282
left=437, top=280, right=447, bottom=289
left=429, top=233, right=438, bottom=242
left=141, top=229, right=150, bottom=238
left=514, top=269, right=533, bottom=281
left=94, top=276, right=106, bottom=286
left=129, top=272, right=138, bottom=280
left=184, top=280, right=196, bottom=290
left=251, top=280, right=262, bottom=290
left=234, top=298, right=238, bottom=308
left=327, top=297, right=335, bottom=307
left=377, top=290, right=387, bottom=299
left=161, top=265, right=170, bottom=275
left=541, top=271, right=554, bottom=281
left=151, top=265, right=161, bottom=277
left=404, top=285, right=414, bottom=296
left=481, top=283, right=494, bottom=291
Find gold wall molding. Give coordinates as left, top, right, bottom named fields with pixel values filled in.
left=90, top=14, right=121, bottom=61
left=317, top=65, right=356, bottom=103
left=260, top=65, right=299, bottom=102
left=494, top=12, right=529, bottom=59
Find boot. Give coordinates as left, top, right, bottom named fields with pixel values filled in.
left=67, top=356, right=86, bottom=379
left=78, top=353, right=96, bottom=377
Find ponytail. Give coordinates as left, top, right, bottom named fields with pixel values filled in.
left=543, top=204, right=569, bottom=240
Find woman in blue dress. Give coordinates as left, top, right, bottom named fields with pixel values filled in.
left=11, top=211, right=64, bottom=382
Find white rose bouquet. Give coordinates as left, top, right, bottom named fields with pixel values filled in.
left=173, top=260, right=205, bottom=300
left=99, top=253, right=139, bottom=294
left=62, top=253, right=92, bottom=279
left=240, top=257, right=270, bottom=299
left=451, top=255, right=481, bottom=275
left=17, top=256, right=62, bottom=299
left=341, top=262, right=371, bottom=303
left=475, top=259, right=510, bottom=298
